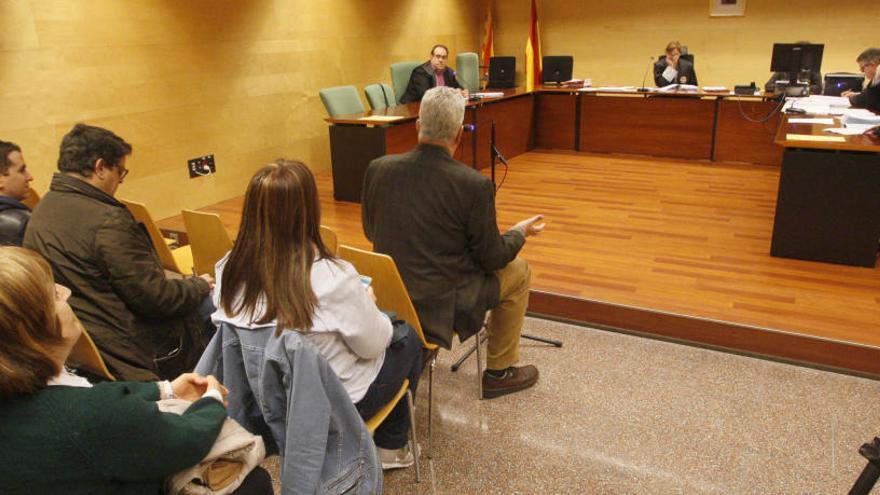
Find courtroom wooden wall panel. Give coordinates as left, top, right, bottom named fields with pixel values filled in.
left=535, top=92, right=577, bottom=150
left=714, top=100, right=783, bottom=166
left=474, top=95, right=535, bottom=169
left=579, top=95, right=716, bottom=159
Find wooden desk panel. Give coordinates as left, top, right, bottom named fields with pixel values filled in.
left=535, top=92, right=577, bottom=150
left=579, top=94, right=716, bottom=159
left=714, top=99, right=783, bottom=166
left=474, top=94, right=535, bottom=169
left=385, top=121, right=418, bottom=155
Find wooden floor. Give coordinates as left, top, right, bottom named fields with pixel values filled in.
left=157, top=150, right=880, bottom=375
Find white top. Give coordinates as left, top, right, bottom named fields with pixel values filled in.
left=212, top=255, right=391, bottom=403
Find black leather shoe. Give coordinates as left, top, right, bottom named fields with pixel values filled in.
left=482, top=365, right=539, bottom=399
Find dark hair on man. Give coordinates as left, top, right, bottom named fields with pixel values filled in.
left=0, top=140, right=22, bottom=175
left=431, top=44, right=449, bottom=57
left=57, top=123, right=132, bottom=177
left=856, top=48, right=880, bottom=65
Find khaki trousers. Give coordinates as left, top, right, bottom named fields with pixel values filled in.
left=485, top=257, right=531, bottom=370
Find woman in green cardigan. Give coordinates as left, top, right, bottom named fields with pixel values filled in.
left=0, top=246, right=273, bottom=495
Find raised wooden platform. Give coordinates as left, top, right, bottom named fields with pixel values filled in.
left=157, top=150, right=880, bottom=376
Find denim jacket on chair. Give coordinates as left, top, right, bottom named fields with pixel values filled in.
left=196, top=322, right=383, bottom=495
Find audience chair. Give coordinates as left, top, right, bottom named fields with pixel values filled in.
left=455, top=52, right=480, bottom=93
left=319, top=225, right=338, bottom=255
left=364, top=379, right=421, bottom=482
left=319, top=85, right=365, bottom=117
left=121, top=199, right=194, bottom=275
left=20, top=188, right=40, bottom=210
left=336, top=245, right=443, bottom=457
left=364, top=83, right=396, bottom=111
left=390, top=61, right=421, bottom=104
left=67, top=317, right=115, bottom=381
left=181, top=209, right=232, bottom=277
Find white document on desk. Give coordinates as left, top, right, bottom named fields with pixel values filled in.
left=473, top=92, right=505, bottom=98
left=788, top=118, right=835, bottom=124
left=824, top=125, right=874, bottom=135
left=804, top=95, right=852, bottom=107
left=583, top=86, right=637, bottom=92
left=661, top=66, right=677, bottom=82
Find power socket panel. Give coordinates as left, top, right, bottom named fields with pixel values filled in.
left=187, top=155, right=216, bottom=178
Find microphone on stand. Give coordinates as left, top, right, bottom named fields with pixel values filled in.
left=638, top=56, right=656, bottom=92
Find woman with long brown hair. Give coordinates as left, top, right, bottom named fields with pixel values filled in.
left=214, top=159, right=423, bottom=469
left=0, top=246, right=273, bottom=495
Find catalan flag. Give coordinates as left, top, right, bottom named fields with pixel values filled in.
left=524, top=0, right=542, bottom=91
left=480, top=2, right=494, bottom=81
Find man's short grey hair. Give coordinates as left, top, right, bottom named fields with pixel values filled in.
left=857, top=48, right=880, bottom=65
left=418, top=87, right=465, bottom=142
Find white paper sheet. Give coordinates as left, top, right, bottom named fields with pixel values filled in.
left=788, top=118, right=835, bottom=124
left=473, top=92, right=505, bottom=98
left=824, top=125, right=874, bottom=135
left=661, top=65, right=677, bottom=82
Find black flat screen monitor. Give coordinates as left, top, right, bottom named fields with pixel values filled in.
left=541, top=56, right=573, bottom=84
left=488, top=56, right=516, bottom=88
left=770, top=43, right=824, bottom=84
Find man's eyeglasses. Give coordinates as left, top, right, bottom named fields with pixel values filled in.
left=117, top=166, right=129, bottom=180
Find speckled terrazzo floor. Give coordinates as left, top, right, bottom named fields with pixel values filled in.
left=266, top=317, right=880, bottom=494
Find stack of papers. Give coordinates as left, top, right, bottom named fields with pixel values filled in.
left=580, top=86, right=637, bottom=93
left=784, top=94, right=852, bottom=115
left=702, top=86, right=729, bottom=92
left=656, top=84, right=699, bottom=92
left=472, top=92, right=505, bottom=98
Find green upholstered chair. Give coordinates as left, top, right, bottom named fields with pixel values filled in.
left=390, top=61, right=421, bottom=104
left=319, top=85, right=365, bottom=117
left=364, top=83, right=396, bottom=111
left=455, top=52, right=480, bottom=93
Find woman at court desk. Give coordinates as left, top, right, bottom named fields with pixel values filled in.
left=0, top=246, right=272, bottom=495
left=654, top=41, right=698, bottom=87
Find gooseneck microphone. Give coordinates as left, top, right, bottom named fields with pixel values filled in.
left=638, top=56, right=655, bottom=92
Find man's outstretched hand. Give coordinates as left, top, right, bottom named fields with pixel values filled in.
left=513, top=215, right=546, bottom=237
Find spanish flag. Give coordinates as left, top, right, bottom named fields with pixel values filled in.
left=524, top=0, right=542, bottom=91
left=480, top=2, right=494, bottom=81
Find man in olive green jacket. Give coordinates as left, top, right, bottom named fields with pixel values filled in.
left=24, top=124, right=213, bottom=381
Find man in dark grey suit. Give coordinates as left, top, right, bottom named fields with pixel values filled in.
left=654, top=41, right=698, bottom=87
left=399, top=44, right=469, bottom=104
left=362, top=86, right=545, bottom=399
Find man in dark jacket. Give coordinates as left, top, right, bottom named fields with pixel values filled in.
left=654, top=41, right=698, bottom=87
left=843, top=48, right=880, bottom=113
left=24, top=123, right=213, bottom=381
left=399, top=44, right=469, bottom=104
left=0, top=140, right=34, bottom=246
left=362, top=86, right=545, bottom=399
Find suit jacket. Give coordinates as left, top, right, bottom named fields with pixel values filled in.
left=399, top=61, right=462, bottom=104
left=361, top=144, right=525, bottom=349
left=0, top=195, right=30, bottom=246
left=654, top=58, right=698, bottom=87
left=849, top=81, right=880, bottom=113
left=23, top=173, right=210, bottom=381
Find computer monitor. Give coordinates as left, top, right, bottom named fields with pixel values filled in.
left=541, top=56, right=574, bottom=85
left=488, top=56, right=516, bottom=88
left=770, top=43, right=824, bottom=85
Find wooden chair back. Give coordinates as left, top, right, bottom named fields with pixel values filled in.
left=182, top=209, right=232, bottom=277
left=320, top=225, right=338, bottom=255
left=67, top=317, right=116, bottom=381
left=336, top=245, right=434, bottom=350
left=20, top=188, right=41, bottom=210
left=121, top=198, right=189, bottom=274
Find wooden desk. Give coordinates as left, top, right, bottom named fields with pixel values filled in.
left=770, top=116, right=880, bottom=267
left=325, top=89, right=534, bottom=202
left=580, top=92, right=717, bottom=160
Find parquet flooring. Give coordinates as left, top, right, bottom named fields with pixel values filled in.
left=157, top=150, right=880, bottom=358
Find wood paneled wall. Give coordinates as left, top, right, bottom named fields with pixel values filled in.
left=494, top=0, right=876, bottom=88
left=0, top=0, right=483, bottom=217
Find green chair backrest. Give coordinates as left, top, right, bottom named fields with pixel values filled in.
left=456, top=52, right=480, bottom=93
left=390, top=61, right=421, bottom=104
left=364, top=83, right=396, bottom=111
left=319, top=85, right=365, bottom=117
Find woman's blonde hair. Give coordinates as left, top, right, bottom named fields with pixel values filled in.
left=220, top=159, right=333, bottom=332
left=665, top=41, right=682, bottom=55
left=0, top=247, right=63, bottom=400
